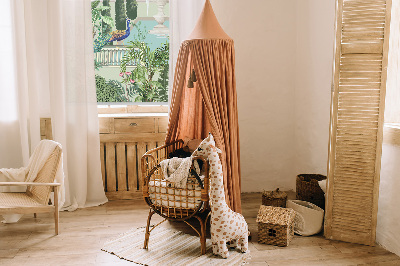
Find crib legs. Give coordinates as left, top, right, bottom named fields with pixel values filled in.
left=200, top=217, right=207, bottom=255
left=192, top=212, right=211, bottom=255
left=144, top=209, right=155, bottom=249
left=144, top=208, right=210, bottom=254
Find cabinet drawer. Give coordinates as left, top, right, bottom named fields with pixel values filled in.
left=157, top=117, right=168, bottom=133
left=99, top=117, right=114, bottom=134
left=114, top=118, right=155, bottom=133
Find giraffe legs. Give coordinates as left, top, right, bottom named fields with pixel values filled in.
left=211, top=240, right=229, bottom=259
left=238, top=236, right=249, bottom=253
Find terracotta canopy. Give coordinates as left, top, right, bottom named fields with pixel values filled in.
left=166, top=0, right=242, bottom=212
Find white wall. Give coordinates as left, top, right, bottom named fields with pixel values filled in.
left=377, top=142, right=400, bottom=256
left=211, top=0, right=335, bottom=192
left=294, top=1, right=335, bottom=178
left=212, top=0, right=297, bottom=191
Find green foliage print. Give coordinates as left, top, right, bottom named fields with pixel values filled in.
left=115, top=0, right=127, bottom=31
left=96, top=75, right=125, bottom=102
left=92, top=0, right=113, bottom=55
left=120, top=39, right=169, bottom=102
left=91, top=0, right=113, bottom=38
left=102, top=0, right=112, bottom=35
left=126, top=0, right=138, bottom=21
left=96, top=75, right=140, bottom=103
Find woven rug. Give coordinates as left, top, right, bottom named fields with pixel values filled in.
left=102, top=226, right=250, bottom=265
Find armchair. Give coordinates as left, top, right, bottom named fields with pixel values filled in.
left=0, top=145, right=62, bottom=234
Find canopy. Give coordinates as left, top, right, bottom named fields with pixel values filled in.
left=166, top=0, right=242, bottom=212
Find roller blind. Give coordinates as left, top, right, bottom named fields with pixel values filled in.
left=325, top=0, right=392, bottom=245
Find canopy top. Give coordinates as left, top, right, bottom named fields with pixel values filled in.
left=188, top=0, right=231, bottom=40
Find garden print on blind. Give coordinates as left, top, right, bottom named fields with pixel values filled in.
left=92, top=0, right=169, bottom=103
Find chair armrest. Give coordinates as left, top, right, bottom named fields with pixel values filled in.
left=0, top=182, right=61, bottom=187
left=143, top=139, right=184, bottom=157
left=142, top=139, right=184, bottom=162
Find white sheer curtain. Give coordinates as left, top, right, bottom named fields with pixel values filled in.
left=0, top=0, right=24, bottom=169
left=0, top=0, right=107, bottom=211
left=168, top=0, right=204, bottom=103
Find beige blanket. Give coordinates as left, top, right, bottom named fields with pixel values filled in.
left=159, top=157, right=199, bottom=188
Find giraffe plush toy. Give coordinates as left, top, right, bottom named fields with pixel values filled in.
left=192, top=133, right=248, bottom=258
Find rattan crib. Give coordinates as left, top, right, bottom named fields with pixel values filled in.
left=141, top=140, right=210, bottom=254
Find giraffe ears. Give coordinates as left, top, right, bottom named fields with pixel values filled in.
left=210, top=144, right=222, bottom=154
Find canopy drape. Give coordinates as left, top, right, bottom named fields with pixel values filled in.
left=166, top=38, right=242, bottom=213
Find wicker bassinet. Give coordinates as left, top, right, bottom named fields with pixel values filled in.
left=141, top=140, right=210, bottom=254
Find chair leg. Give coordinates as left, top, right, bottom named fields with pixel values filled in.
left=194, top=213, right=210, bottom=255
left=144, top=209, right=155, bottom=249
left=34, top=213, right=37, bottom=218
left=54, top=186, right=59, bottom=235
left=199, top=217, right=206, bottom=255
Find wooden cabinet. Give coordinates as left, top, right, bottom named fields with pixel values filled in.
left=99, top=116, right=167, bottom=142
left=114, top=118, right=155, bottom=134
left=98, top=115, right=168, bottom=200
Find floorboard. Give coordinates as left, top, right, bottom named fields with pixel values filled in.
left=1, top=192, right=399, bottom=265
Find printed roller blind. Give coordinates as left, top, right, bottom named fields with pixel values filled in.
left=325, top=0, right=392, bottom=245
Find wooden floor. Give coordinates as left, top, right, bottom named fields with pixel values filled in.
left=1, top=193, right=399, bottom=266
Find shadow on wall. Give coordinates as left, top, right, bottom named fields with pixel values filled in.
left=377, top=143, right=400, bottom=257
left=0, top=121, right=24, bottom=168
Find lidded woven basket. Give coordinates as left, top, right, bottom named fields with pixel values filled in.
left=296, top=174, right=326, bottom=210
left=262, top=188, right=287, bottom=208
left=256, top=205, right=296, bottom=247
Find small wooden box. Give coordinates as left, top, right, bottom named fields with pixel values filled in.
left=262, top=188, right=287, bottom=208
left=256, top=205, right=296, bottom=247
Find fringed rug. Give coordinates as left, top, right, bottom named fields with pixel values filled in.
left=102, top=226, right=250, bottom=265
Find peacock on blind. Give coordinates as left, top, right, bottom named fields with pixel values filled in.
left=94, top=33, right=112, bottom=53
left=109, top=18, right=131, bottom=43
left=93, top=18, right=131, bottom=53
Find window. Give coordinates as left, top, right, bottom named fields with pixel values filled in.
left=91, top=0, right=169, bottom=104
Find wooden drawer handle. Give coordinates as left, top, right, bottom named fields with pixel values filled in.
left=129, top=123, right=138, bottom=127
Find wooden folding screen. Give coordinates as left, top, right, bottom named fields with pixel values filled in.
left=325, top=0, right=392, bottom=245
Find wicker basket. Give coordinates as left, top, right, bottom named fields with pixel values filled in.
left=296, top=174, right=326, bottom=209
left=262, top=188, right=287, bottom=208
left=256, top=205, right=296, bottom=247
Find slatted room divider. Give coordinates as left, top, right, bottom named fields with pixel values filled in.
left=325, top=0, right=392, bottom=245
